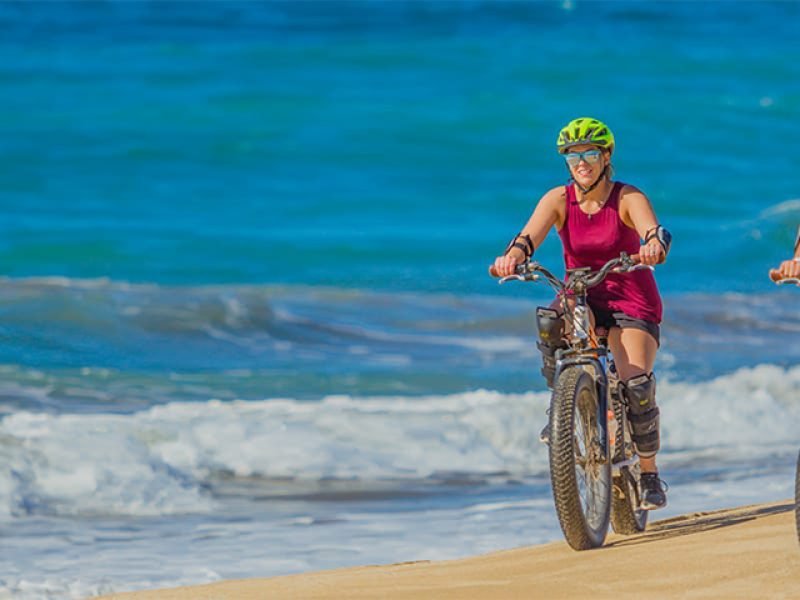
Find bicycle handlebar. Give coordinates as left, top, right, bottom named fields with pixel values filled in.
left=488, top=253, right=646, bottom=289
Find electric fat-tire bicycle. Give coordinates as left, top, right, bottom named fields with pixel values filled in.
left=772, top=274, right=800, bottom=544
left=492, top=252, right=652, bottom=550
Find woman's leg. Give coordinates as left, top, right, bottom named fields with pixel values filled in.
left=607, top=327, right=659, bottom=473
left=608, top=325, right=667, bottom=508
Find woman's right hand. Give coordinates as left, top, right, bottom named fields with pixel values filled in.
left=492, top=251, right=524, bottom=277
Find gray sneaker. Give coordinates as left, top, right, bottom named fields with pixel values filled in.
left=640, top=472, right=668, bottom=510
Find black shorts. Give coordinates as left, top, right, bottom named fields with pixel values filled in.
left=592, top=309, right=660, bottom=346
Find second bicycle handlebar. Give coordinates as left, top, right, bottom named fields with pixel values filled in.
left=769, top=269, right=800, bottom=286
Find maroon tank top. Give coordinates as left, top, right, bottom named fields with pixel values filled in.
left=557, top=181, right=662, bottom=323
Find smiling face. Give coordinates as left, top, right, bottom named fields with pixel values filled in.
left=562, top=144, right=610, bottom=188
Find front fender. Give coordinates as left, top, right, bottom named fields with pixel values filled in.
left=555, top=356, right=609, bottom=449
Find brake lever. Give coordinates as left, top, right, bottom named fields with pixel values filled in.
left=498, top=273, right=539, bottom=284
left=498, top=274, right=526, bottom=284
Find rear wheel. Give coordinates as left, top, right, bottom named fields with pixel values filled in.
left=795, top=450, right=799, bottom=544
left=549, top=366, right=611, bottom=550
left=611, top=467, right=648, bottom=534
left=610, top=401, right=648, bottom=534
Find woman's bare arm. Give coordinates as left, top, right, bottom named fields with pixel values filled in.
left=619, top=185, right=666, bottom=266
left=491, top=186, right=565, bottom=276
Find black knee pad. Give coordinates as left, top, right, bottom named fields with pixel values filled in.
left=536, top=308, right=565, bottom=388
left=622, top=373, right=660, bottom=458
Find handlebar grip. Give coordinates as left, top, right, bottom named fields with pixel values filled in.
left=629, top=254, right=668, bottom=267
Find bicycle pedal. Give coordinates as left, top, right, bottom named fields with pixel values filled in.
left=539, top=424, right=551, bottom=445
left=639, top=499, right=667, bottom=511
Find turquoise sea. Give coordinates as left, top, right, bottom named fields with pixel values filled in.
left=1, top=2, right=799, bottom=597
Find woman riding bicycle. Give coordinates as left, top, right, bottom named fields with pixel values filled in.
left=492, top=117, right=671, bottom=510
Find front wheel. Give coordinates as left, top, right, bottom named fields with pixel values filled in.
left=549, top=366, right=611, bottom=550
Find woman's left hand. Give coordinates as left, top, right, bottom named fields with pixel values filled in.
left=639, top=240, right=665, bottom=266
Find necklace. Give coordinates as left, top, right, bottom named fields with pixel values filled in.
left=583, top=182, right=613, bottom=220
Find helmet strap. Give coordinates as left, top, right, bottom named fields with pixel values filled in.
left=569, top=164, right=609, bottom=195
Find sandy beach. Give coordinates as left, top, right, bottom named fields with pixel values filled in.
left=99, top=500, right=800, bottom=600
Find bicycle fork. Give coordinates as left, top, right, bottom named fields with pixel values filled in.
left=555, top=355, right=610, bottom=464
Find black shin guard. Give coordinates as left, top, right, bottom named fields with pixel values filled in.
left=622, top=373, right=660, bottom=457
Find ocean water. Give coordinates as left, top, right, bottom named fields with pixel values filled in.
left=1, top=1, right=799, bottom=598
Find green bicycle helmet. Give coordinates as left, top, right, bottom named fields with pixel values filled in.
left=556, top=117, right=615, bottom=154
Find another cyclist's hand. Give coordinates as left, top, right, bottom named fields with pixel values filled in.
left=770, top=259, right=800, bottom=280
left=638, top=239, right=664, bottom=266
left=492, top=251, right=523, bottom=277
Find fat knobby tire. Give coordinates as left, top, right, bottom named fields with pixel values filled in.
left=549, top=366, right=610, bottom=550
left=610, top=471, right=647, bottom=535
left=795, top=450, right=799, bottom=545
left=609, top=399, right=648, bottom=535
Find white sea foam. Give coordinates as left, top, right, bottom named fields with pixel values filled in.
left=0, top=364, right=797, bottom=520
left=758, top=198, right=800, bottom=218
